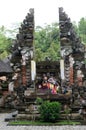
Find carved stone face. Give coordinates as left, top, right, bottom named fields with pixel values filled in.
left=21, top=47, right=33, bottom=60
left=61, top=47, right=72, bottom=57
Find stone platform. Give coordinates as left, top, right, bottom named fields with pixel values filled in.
left=0, top=113, right=86, bottom=130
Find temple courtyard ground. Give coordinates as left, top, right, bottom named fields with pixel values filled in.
left=0, top=113, right=86, bottom=130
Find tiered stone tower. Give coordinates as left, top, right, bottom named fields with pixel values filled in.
left=10, top=8, right=35, bottom=87
left=59, top=7, right=86, bottom=110
left=59, top=7, right=85, bottom=87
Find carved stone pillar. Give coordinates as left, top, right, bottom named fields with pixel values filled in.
left=77, top=70, right=84, bottom=87
left=69, top=66, right=73, bottom=85
left=22, top=65, right=27, bottom=86
left=69, top=55, right=74, bottom=85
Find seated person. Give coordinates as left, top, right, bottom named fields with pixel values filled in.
left=42, top=75, right=48, bottom=88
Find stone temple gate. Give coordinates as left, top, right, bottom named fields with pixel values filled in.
left=9, top=7, right=86, bottom=89
left=0, top=8, right=86, bottom=114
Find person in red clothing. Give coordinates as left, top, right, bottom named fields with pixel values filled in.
left=51, top=85, right=57, bottom=94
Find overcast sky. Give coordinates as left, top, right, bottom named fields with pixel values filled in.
left=0, top=0, right=86, bottom=28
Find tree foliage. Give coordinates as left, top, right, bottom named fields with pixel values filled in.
left=35, top=23, right=60, bottom=61
left=0, top=26, right=12, bottom=59
left=0, top=18, right=86, bottom=60
left=0, top=23, right=20, bottom=59
left=78, top=17, right=86, bottom=43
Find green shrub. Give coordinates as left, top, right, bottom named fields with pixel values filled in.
left=39, top=101, right=61, bottom=122
left=36, top=97, right=43, bottom=105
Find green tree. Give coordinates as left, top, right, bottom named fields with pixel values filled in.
left=0, top=23, right=20, bottom=59
left=78, top=17, right=86, bottom=35
left=45, top=42, right=60, bottom=61
left=0, top=26, right=12, bottom=59
left=35, top=23, right=60, bottom=61
left=35, top=48, right=44, bottom=61
left=78, top=17, right=86, bottom=43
